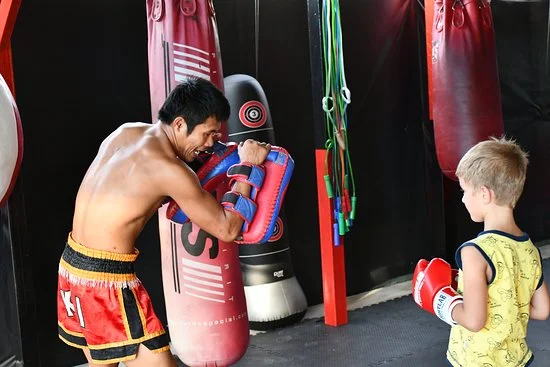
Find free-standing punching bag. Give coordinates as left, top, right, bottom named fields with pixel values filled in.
left=146, top=1, right=249, bottom=365
left=431, top=0, right=504, bottom=180
left=224, top=74, right=308, bottom=330
left=0, top=73, right=22, bottom=207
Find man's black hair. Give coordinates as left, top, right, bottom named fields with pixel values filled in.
left=158, top=77, right=230, bottom=134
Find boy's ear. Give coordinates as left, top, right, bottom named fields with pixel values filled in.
left=480, top=185, right=493, bottom=204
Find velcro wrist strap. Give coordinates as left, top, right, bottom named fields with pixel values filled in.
left=221, top=191, right=257, bottom=232
left=433, top=287, right=463, bottom=326
left=227, top=163, right=265, bottom=200
left=448, top=298, right=463, bottom=325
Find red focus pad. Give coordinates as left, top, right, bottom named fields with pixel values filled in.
left=0, top=73, right=23, bottom=207
left=196, top=142, right=239, bottom=192
left=432, top=0, right=504, bottom=180
left=166, top=142, right=239, bottom=223
left=235, top=146, right=294, bottom=245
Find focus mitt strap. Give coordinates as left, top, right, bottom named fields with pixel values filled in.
left=166, top=141, right=239, bottom=223
left=227, top=162, right=265, bottom=200
left=221, top=191, right=257, bottom=232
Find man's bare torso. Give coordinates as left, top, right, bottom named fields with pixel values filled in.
left=71, top=122, right=176, bottom=253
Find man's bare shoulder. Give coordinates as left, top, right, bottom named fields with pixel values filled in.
left=147, top=156, right=198, bottom=198
left=100, top=122, right=198, bottom=195
left=137, top=129, right=197, bottom=189
left=99, top=122, right=151, bottom=147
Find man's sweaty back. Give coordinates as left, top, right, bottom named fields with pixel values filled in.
left=71, top=122, right=172, bottom=253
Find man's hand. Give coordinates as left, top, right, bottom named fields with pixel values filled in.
left=238, top=139, right=271, bottom=165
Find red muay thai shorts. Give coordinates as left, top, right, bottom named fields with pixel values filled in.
left=57, top=233, right=170, bottom=364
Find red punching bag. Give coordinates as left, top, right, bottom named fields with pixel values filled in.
left=147, top=0, right=225, bottom=125
left=431, top=0, right=504, bottom=180
left=146, top=1, right=249, bottom=366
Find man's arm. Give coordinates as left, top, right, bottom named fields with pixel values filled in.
left=451, top=246, right=489, bottom=332
left=530, top=280, right=550, bottom=320
left=157, top=140, right=269, bottom=242
left=158, top=160, right=249, bottom=242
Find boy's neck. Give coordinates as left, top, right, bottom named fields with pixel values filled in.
left=483, top=205, right=523, bottom=236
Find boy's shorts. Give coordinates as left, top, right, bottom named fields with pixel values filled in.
left=57, top=233, right=170, bottom=364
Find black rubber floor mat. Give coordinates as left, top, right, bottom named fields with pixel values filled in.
left=176, top=258, right=550, bottom=367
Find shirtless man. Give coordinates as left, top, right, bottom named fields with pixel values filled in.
left=56, top=78, right=270, bottom=366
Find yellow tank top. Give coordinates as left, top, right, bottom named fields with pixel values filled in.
left=446, top=230, right=543, bottom=367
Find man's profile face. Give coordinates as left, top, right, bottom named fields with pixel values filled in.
left=177, top=116, right=221, bottom=162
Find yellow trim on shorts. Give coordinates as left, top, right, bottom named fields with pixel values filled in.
left=149, top=345, right=171, bottom=354
left=58, top=321, right=85, bottom=337
left=88, top=344, right=171, bottom=365
left=131, top=287, right=150, bottom=336
left=91, top=354, right=138, bottom=365
left=88, top=346, right=169, bottom=365
left=59, top=258, right=138, bottom=283
left=86, top=330, right=167, bottom=349
left=58, top=335, right=85, bottom=350
left=67, top=232, right=139, bottom=262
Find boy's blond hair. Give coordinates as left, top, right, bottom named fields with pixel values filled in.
left=455, top=136, right=529, bottom=208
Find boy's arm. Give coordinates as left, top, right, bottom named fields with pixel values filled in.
left=451, top=246, right=489, bottom=332
left=530, top=280, right=550, bottom=320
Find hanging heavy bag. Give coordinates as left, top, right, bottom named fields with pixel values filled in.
left=146, top=1, right=248, bottom=365
left=432, top=0, right=504, bottom=180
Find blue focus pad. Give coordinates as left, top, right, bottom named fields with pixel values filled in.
left=227, top=163, right=266, bottom=199
left=166, top=200, right=190, bottom=224
left=197, top=142, right=240, bottom=192
left=221, top=191, right=257, bottom=232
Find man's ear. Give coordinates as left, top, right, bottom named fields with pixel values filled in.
left=173, top=116, right=188, bottom=134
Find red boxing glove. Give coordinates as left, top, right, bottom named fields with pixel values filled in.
left=412, top=258, right=463, bottom=326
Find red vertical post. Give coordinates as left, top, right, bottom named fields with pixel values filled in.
left=315, top=149, right=348, bottom=326
left=0, top=44, right=14, bottom=91
left=307, top=0, right=347, bottom=326
left=0, top=0, right=21, bottom=93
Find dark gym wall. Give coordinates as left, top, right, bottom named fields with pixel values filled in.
left=493, top=1, right=550, bottom=242
left=0, top=206, right=23, bottom=366
left=10, top=1, right=156, bottom=366
left=336, top=0, right=446, bottom=293
left=214, top=0, right=325, bottom=302
left=216, top=0, right=446, bottom=296
left=442, top=1, right=550, bottom=253
left=4, top=0, right=549, bottom=366
left=9, top=0, right=444, bottom=363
